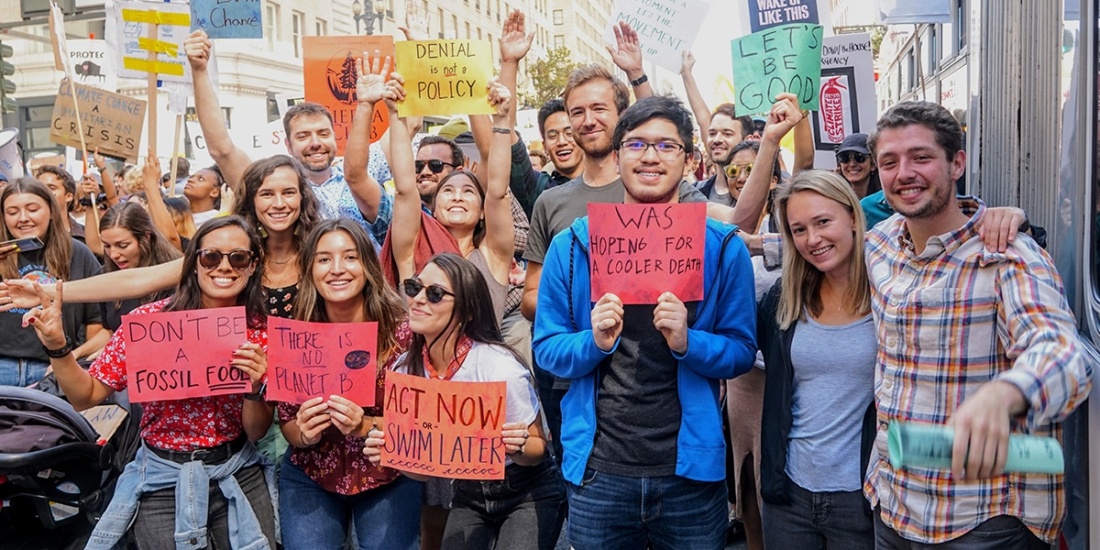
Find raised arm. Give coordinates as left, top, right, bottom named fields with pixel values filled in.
left=141, top=153, right=182, bottom=251
left=0, top=259, right=183, bottom=310
left=728, top=94, right=803, bottom=232
left=679, top=51, right=712, bottom=158
left=481, top=80, right=517, bottom=285
left=343, top=53, right=389, bottom=224
left=185, top=30, right=253, bottom=196
left=77, top=174, right=103, bottom=256
left=383, top=73, right=421, bottom=282
left=90, top=149, right=120, bottom=207
left=608, top=21, right=652, bottom=100
left=791, top=108, right=813, bottom=174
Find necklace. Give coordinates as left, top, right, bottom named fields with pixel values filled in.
left=268, top=254, right=297, bottom=265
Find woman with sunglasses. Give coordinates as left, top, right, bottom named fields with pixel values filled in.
left=22, top=215, right=277, bottom=548
left=386, top=73, right=515, bottom=322
left=365, top=253, right=565, bottom=550
left=834, top=133, right=880, bottom=200
left=276, top=218, right=422, bottom=550
left=0, top=178, right=106, bottom=387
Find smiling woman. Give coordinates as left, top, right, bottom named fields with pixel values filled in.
left=0, top=178, right=105, bottom=387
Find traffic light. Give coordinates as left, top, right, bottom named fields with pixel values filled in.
left=1, top=42, right=16, bottom=114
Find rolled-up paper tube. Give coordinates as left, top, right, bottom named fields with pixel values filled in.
left=886, top=421, right=1064, bottom=474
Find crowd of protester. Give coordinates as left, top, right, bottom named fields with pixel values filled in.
left=0, top=6, right=1091, bottom=550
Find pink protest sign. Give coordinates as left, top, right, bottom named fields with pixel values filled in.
left=588, top=202, right=707, bottom=304
left=123, top=306, right=250, bottom=402
left=380, top=371, right=507, bottom=480
left=266, top=317, right=379, bottom=406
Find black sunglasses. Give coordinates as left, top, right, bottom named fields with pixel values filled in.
left=837, top=152, right=868, bottom=164
left=197, top=249, right=255, bottom=270
left=415, top=159, right=456, bottom=174
left=402, top=278, right=455, bottom=304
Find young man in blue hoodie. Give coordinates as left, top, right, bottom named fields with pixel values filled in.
left=532, top=95, right=758, bottom=549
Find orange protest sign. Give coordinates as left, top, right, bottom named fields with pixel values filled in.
left=588, top=202, right=707, bottom=304
left=122, top=306, right=251, bottom=402
left=302, top=35, right=394, bottom=155
left=381, top=371, right=507, bottom=480
left=267, top=317, right=379, bottom=406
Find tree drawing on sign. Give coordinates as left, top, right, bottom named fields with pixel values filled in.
left=326, top=50, right=359, bottom=104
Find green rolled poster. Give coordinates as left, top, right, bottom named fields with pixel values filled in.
left=886, top=421, right=1064, bottom=475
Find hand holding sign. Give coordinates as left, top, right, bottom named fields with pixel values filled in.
left=326, top=394, right=367, bottom=437
left=653, top=292, right=688, bottom=354
left=591, top=293, right=624, bottom=352
left=22, top=280, right=67, bottom=352
left=230, top=341, right=266, bottom=392
left=383, top=73, right=408, bottom=114
left=296, top=396, right=332, bottom=447
left=487, top=79, right=512, bottom=124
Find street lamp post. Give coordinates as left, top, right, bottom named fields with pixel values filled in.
left=352, top=0, right=385, bottom=35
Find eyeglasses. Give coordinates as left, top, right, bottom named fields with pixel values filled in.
left=402, top=278, right=455, bottom=304
left=618, top=140, right=686, bottom=159
left=197, top=249, right=255, bottom=270
left=724, top=163, right=753, bottom=179
left=415, top=159, right=456, bottom=174
left=837, top=152, right=869, bottom=164
left=544, top=128, right=574, bottom=142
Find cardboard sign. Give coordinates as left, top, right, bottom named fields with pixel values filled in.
left=730, top=23, right=824, bottom=116
left=68, top=40, right=119, bottom=92
left=588, top=202, right=706, bottom=304
left=50, top=79, right=147, bottom=163
left=191, top=0, right=262, bottom=39
left=266, top=317, right=379, bottom=406
left=604, top=0, right=711, bottom=72
left=733, top=0, right=832, bottom=35
left=113, top=1, right=192, bottom=83
left=811, top=33, right=878, bottom=170
left=381, top=371, right=507, bottom=480
left=80, top=404, right=128, bottom=441
left=303, top=35, right=394, bottom=155
left=122, top=306, right=251, bottom=402
left=395, top=40, right=495, bottom=118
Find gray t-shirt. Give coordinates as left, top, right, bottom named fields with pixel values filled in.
left=786, top=312, right=876, bottom=492
left=524, top=177, right=708, bottom=264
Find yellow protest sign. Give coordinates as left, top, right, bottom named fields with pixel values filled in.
left=395, top=40, right=495, bottom=118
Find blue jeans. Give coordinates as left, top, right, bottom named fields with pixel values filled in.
left=566, top=469, right=727, bottom=550
left=442, top=459, right=567, bottom=550
left=278, top=454, right=422, bottom=550
left=0, top=356, right=49, bottom=387
left=873, top=509, right=1051, bottom=549
left=760, top=481, right=873, bottom=549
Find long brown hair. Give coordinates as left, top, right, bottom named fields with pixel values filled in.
left=774, top=170, right=870, bottom=329
left=99, top=202, right=182, bottom=274
left=233, top=155, right=321, bottom=255
left=293, top=219, right=406, bottom=365
left=0, top=178, right=73, bottom=281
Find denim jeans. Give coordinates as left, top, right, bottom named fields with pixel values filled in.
left=873, top=509, right=1052, bottom=549
left=0, top=356, right=49, bottom=387
left=442, top=459, right=566, bottom=550
left=278, top=455, right=422, bottom=550
left=132, top=464, right=276, bottom=550
left=760, top=482, right=873, bottom=549
left=566, top=469, right=727, bottom=550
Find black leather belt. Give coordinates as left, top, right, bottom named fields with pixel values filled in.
left=148, top=436, right=246, bottom=465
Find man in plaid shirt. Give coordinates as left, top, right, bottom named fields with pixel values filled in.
left=864, top=101, right=1093, bottom=548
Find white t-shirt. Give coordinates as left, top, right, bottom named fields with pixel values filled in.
left=192, top=209, right=220, bottom=227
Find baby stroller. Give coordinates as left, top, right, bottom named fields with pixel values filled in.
left=0, top=385, right=139, bottom=549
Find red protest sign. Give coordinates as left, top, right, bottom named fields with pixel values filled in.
left=303, top=35, right=395, bottom=155
left=266, top=317, right=379, bottom=406
left=123, top=306, right=250, bottom=402
left=381, top=371, right=507, bottom=480
left=588, top=202, right=707, bottom=304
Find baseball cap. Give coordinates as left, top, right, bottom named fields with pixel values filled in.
left=836, top=133, right=870, bottom=155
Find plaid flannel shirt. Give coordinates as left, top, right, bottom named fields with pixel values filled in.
left=863, top=198, right=1092, bottom=544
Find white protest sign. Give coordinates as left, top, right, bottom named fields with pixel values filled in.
left=187, top=119, right=285, bottom=168
left=68, top=40, right=119, bottom=92
left=603, top=0, right=711, bottom=72
left=810, top=33, right=877, bottom=170
left=111, top=0, right=193, bottom=84
left=733, top=0, right=833, bottom=37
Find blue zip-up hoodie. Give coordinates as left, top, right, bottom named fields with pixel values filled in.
left=533, top=215, right=757, bottom=485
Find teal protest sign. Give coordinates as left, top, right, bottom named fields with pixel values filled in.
left=191, top=0, right=262, bottom=39
left=730, top=23, right=823, bottom=116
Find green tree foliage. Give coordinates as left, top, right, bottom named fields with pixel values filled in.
left=522, top=46, right=580, bottom=109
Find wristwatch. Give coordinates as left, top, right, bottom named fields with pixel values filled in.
left=244, top=381, right=267, bottom=402
left=43, top=338, right=74, bottom=358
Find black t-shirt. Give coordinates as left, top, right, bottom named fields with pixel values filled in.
left=0, top=240, right=103, bottom=361
left=588, top=302, right=696, bottom=477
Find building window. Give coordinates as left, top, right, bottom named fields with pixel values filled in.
left=265, top=3, right=280, bottom=50
left=315, top=18, right=327, bottom=36
left=926, top=26, right=938, bottom=74
left=292, top=11, right=303, bottom=57
left=954, top=0, right=967, bottom=51
left=452, top=15, right=458, bottom=38
left=553, top=9, right=563, bottom=24
left=465, top=22, right=471, bottom=39
left=554, top=34, right=564, bottom=49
